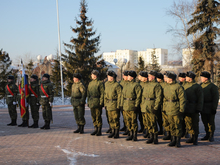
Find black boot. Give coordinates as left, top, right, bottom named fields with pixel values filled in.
left=201, top=132, right=210, bottom=140
left=193, top=135, right=198, bottom=145
left=132, top=131, right=138, bottom=141
left=168, top=136, right=176, bottom=147
left=73, top=125, right=80, bottom=133
left=7, top=119, right=17, bottom=126
left=91, top=126, right=98, bottom=135
left=40, top=122, right=46, bottom=129
left=153, top=133, right=158, bottom=144
left=108, top=129, right=115, bottom=138
left=106, top=127, right=112, bottom=133
left=186, top=134, right=194, bottom=143
left=96, top=127, right=102, bottom=136
left=126, top=131, right=133, bottom=141
left=18, top=120, right=28, bottom=127
left=146, top=133, right=154, bottom=144
left=163, top=131, right=171, bottom=140
left=29, top=120, right=39, bottom=128
left=123, top=128, right=129, bottom=135
left=114, top=129, right=120, bottom=139
left=44, top=121, right=50, bottom=130
left=143, top=129, right=150, bottom=138
left=120, top=126, right=126, bottom=132
left=175, top=136, right=181, bottom=148
left=79, top=125, right=84, bottom=134
left=209, top=132, right=214, bottom=142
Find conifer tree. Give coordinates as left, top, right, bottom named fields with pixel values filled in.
left=149, top=48, right=161, bottom=72
left=62, top=0, right=103, bottom=96
left=137, top=56, right=148, bottom=73
left=26, top=59, right=34, bottom=80
left=187, top=0, right=220, bottom=81
left=0, top=49, right=13, bottom=99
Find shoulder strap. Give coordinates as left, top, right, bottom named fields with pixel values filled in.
left=7, top=85, right=14, bottom=96
left=29, top=84, right=38, bottom=98
left=41, top=84, right=50, bottom=98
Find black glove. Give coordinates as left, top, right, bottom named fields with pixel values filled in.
left=211, top=109, right=217, bottom=115
left=134, top=107, right=138, bottom=111
left=152, top=110, right=157, bottom=114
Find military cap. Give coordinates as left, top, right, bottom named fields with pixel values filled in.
left=128, top=70, right=137, bottom=78
left=107, top=70, right=117, bottom=78
left=73, top=73, right=82, bottom=80
left=156, top=73, right=164, bottom=80
left=42, top=73, right=50, bottom=79
left=148, top=70, right=157, bottom=77
left=123, top=70, right=129, bottom=76
left=167, top=71, right=177, bottom=80
left=200, top=71, right=210, bottom=79
left=139, top=71, right=148, bottom=78
left=163, top=71, right=170, bottom=77
left=178, top=73, right=186, bottom=78
left=91, top=70, right=99, bottom=76
left=186, top=71, right=196, bottom=79
left=31, top=74, right=38, bottom=80
left=7, top=75, right=14, bottom=80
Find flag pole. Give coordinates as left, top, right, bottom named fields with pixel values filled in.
left=56, top=0, right=64, bottom=105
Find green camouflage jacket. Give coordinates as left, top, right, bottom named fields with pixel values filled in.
left=87, top=79, right=104, bottom=108
left=71, top=81, right=86, bottom=107
left=29, top=81, right=40, bottom=105
left=5, top=81, right=18, bottom=105
left=39, top=80, right=54, bottom=105
left=104, top=80, right=122, bottom=111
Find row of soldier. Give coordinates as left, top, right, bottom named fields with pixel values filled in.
left=71, top=69, right=219, bottom=148
left=5, top=69, right=219, bottom=148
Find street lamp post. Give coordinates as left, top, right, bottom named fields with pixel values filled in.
left=113, top=58, right=127, bottom=80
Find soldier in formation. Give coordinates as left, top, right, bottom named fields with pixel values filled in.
left=39, top=73, right=54, bottom=130
left=87, top=70, right=104, bottom=136
left=5, top=75, right=18, bottom=126
left=71, top=73, right=86, bottom=134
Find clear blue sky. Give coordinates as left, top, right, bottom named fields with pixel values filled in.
left=0, top=0, right=180, bottom=63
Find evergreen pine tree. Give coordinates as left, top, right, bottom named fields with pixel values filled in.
left=0, top=49, right=13, bottom=99
left=187, top=0, right=220, bottom=81
left=62, top=0, right=103, bottom=96
left=26, top=59, right=34, bottom=81
left=137, top=56, right=148, bottom=73
left=149, top=48, right=161, bottom=72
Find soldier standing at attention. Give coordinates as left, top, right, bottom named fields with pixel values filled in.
left=121, top=71, right=142, bottom=141
left=141, top=71, right=162, bottom=144
left=71, top=73, right=86, bottom=134
left=178, top=73, right=186, bottom=86
left=5, top=75, right=18, bottom=126
left=182, top=71, right=203, bottom=145
left=28, top=74, right=40, bottom=128
left=164, top=72, right=186, bottom=147
left=18, top=74, right=29, bottom=127
left=119, top=71, right=129, bottom=134
left=87, top=70, right=104, bottom=136
left=39, top=74, right=54, bottom=130
left=104, top=71, right=122, bottom=139
left=200, top=71, right=219, bottom=142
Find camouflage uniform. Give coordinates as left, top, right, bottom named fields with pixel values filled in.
left=39, top=75, right=54, bottom=129
left=182, top=74, right=203, bottom=145
left=29, top=75, right=40, bottom=128
left=164, top=72, right=186, bottom=147
left=121, top=72, right=142, bottom=141
left=87, top=77, right=104, bottom=136
left=71, top=78, right=86, bottom=133
left=5, top=76, right=18, bottom=126
left=200, top=74, right=219, bottom=142
left=104, top=75, right=122, bottom=138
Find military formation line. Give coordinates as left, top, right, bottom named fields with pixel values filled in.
left=5, top=69, right=219, bottom=148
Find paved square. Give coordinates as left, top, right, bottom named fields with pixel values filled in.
left=0, top=105, right=220, bottom=165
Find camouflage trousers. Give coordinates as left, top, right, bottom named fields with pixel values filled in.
left=107, top=110, right=120, bottom=129
left=162, top=111, right=170, bottom=132
left=73, top=105, right=85, bottom=126
left=145, top=112, right=158, bottom=134
left=30, top=104, right=40, bottom=121
left=7, top=104, right=17, bottom=120
left=42, top=104, right=52, bottom=122
left=168, top=114, right=183, bottom=137
left=201, top=113, right=215, bottom=133
left=142, top=112, right=150, bottom=130
left=185, top=113, right=199, bottom=136
left=124, top=110, right=137, bottom=132
left=90, top=107, right=102, bottom=127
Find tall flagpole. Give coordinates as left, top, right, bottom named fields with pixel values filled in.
left=56, top=0, right=64, bottom=105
